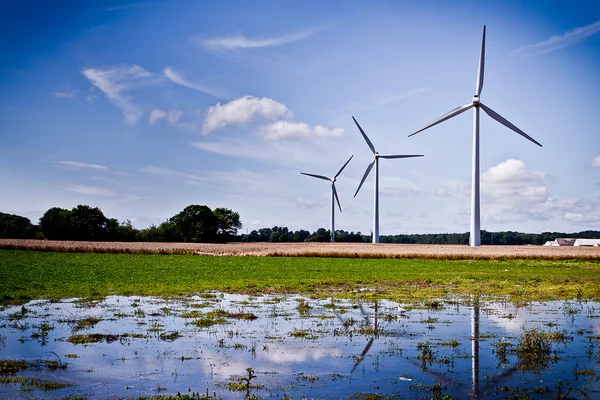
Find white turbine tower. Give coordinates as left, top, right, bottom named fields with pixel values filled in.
left=408, top=25, right=542, bottom=246
left=301, top=155, right=354, bottom=243
left=353, top=116, right=423, bottom=244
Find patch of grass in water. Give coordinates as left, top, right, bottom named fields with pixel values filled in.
left=439, top=339, right=460, bottom=347
left=67, top=332, right=147, bottom=344
left=73, top=317, right=102, bottom=331
left=159, top=331, right=182, bottom=341
left=0, top=359, right=28, bottom=374
left=190, top=317, right=227, bottom=328
left=289, top=329, right=317, bottom=339
left=351, top=394, right=388, bottom=400
left=0, top=376, right=72, bottom=391
left=515, top=326, right=556, bottom=371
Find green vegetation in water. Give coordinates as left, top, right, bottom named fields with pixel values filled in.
left=73, top=317, right=102, bottom=331
left=289, top=329, right=317, bottom=339
left=159, top=331, right=182, bottom=341
left=67, top=332, right=148, bottom=345
left=515, top=326, right=556, bottom=371
left=1, top=250, right=600, bottom=305
left=439, top=339, right=460, bottom=347
left=0, top=376, right=72, bottom=391
left=0, top=360, right=28, bottom=375
left=190, top=317, right=227, bottom=328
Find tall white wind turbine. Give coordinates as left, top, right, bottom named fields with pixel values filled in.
left=353, top=117, right=423, bottom=244
left=408, top=25, right=542, bottom=246
left=301, top=155, right=354, bottom=243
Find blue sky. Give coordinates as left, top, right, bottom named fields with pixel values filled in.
left=1, top=1, right=599, bottom=235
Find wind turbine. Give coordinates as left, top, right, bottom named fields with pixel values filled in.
left=353, top=116, right=423, bottom=243
left=301, top=155, right=354, bottom=243
left=408, top=25, right=542, bottom=246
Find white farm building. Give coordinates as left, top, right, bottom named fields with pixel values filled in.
left=543, top=238, right=600, bottom=247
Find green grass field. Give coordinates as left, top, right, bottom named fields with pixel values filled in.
left=1, top=249, right=599, bottom=304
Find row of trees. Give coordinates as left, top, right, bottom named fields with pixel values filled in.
left=239, top=228, right=600, bottom=245
left=0, top=204, right=241, bottom=243
left=1, top=208, right=598, bottom=244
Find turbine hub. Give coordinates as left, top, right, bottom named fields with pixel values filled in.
left=472, top=96, right=480, bottom=106
left=375, top=152, right=379, bottom=159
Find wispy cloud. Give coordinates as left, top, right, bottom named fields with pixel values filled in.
left=149, top=108, right=183, bottom=125
left=592, top=155, right=600, bottom=167
left=103, top=2, right=155, bottom=11
left=261, top=121, right=343, bottom=140
left=66, top=184, right=115, bottom=196
left=82, top=65, right=155, bottom=124
left=200, top=29, right=317, bottom=52
left=51, top=90, right=75, bottom=98
left=202, top=96, right=292, bottom=134
left=163, top=67, right=225, bottom=98
left=57, top=161, right=108, bottom=170
left=513, top=20, right=600, bottom=57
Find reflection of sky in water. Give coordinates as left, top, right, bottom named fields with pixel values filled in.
left=0, top=294, right=599, bottom=399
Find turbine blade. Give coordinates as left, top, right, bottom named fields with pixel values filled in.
left=351, top=337, right=375, bottom=373
left=300, top=172, right=331, bottom=181
left=354, top=159, right=375, bottom=198
left=408, top=103, right=473, bottom=137
left=352, top=116, right=376, bottom=154
left=476, top=25, right=486, bottom=96
left=379, top=154, right=424, bottom=159
left=334, top=154, right=354, bottom=179
left=333, top=184, right=342, bottom=212
left=480, top=103, right=542, bottom=147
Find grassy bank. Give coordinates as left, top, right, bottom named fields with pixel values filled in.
left=1, top=249, right=599, bottom=304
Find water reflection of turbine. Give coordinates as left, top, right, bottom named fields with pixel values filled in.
left=351, top=302, right=379, bottom=373
left=471, top=297, right=480, bottom=398
left=471, top=296, right=519, bottom=399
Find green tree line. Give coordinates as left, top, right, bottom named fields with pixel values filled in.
left=0, top=204, right=241, bottom=243
left=1, top=208, right=598, bottom=244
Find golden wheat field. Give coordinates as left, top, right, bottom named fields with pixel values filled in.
left=1, top=239, right=599, bottom=260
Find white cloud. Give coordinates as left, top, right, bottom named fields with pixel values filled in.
left=592, top=155, right=600, bottom=167
left=435, top=180, right=470, bottom=198
left=261, top=120, right=343, bottom=140
left=292, top=196, right=323, bottom=210
left=168, top=109, right=183, bottom=123
left=149, top=109, right=167, bottom=124
left=163, top=67, right=224, bottom=98
left=482, top=159, right=547, bottom=204
left=52, top=90, right=74, bottom=98
left=514, top=19, right=600, bottom=57
left=57, top=161, right=108, bottom=171
left=82, top=65, right=154, bottom=124
left=202, top=96, right=292, bottom=134
left=564, top=212, right=586, bottom=222
left=200, top=29, right=317, bottom=51
left=66, top=185, right=115, bottom=196
left=149, top=108, right=183, bottom=125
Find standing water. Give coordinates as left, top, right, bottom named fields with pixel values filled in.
left=0, top=294, right=599, bottom=398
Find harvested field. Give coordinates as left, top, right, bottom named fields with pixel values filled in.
left=1, top=239, right=598, bottom=259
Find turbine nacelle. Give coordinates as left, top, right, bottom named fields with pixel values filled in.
left=472, top=96, right=480, bottom=106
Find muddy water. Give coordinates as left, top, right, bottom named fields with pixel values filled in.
left=0, top=294, right=599, bottom=399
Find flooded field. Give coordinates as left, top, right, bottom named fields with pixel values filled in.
left=1, top=294, right=599, bottom=399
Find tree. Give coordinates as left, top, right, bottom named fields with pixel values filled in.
left=0, top=212, right=36, bottom=239
left=169, top=205, right=218, bottom=242
left=213, top=207, right=242, bottom=241
left=39, top=207, right=73, bottom=240
left=70, top=205, right=108, bottom=240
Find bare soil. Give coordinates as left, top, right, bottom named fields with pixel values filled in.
left=1, top=239, right=598, bottom=260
